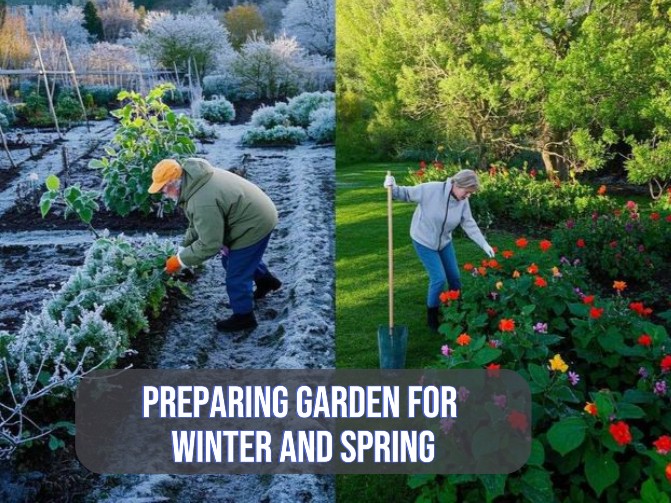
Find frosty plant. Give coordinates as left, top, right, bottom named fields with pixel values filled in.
left=0, top=235, right=185, bottom=458
left=40, top=173, right=100, bottom=238
left=88, top=84, right=196, bottom=217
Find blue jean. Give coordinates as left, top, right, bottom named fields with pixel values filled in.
left=220, top=234, right=271, bottom=314
left=413, top=239, right=461, bottom=308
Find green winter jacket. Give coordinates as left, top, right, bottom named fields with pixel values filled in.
left=177, top=158, right=278, bottom=267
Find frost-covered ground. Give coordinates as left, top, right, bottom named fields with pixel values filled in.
left=0, top=121, right=335, bottom=502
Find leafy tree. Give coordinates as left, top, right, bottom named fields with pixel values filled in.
left=339, top=0, right=671, bottom=179
left=223, top=4, right=266, bottom=49
left=282, top=0, right=333, bottom=57
left=137, top=11, right=234, bottom=79
left=83, top=0, right=104, bottom=41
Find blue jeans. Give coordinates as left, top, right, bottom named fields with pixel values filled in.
left=220, top=234, right=271, bottom=314
left=413, top=239, right=461, bottom=308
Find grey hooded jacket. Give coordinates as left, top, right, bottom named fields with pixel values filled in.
left=392, top=179, right=488, bottom=251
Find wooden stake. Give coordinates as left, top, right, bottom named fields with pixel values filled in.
left=33, top=36, right=61, bottom=139
left=0, top=121, right=16, bottom=169
left=62, top=37, right=90, bottom=132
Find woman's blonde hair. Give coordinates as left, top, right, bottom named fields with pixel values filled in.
left=452, top=169, right=480, bottom=191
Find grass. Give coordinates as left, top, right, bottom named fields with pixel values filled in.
left=335, top=162, right=519, bottom=503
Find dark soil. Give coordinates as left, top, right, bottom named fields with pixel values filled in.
left=0, top=206, right=188, bottom=233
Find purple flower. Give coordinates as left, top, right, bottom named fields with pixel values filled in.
left=572, top=258, right=581, bottom=266
left=639, top=367, right=649, bottom=379
left=638, top=245, right=645, bottom=253
left=441, top=344, right=452, bottom=357
left=654, top=380, right=667, bottom=396
left=488, top=292, right=499, bottom=300
left=566, top=219, right=575, bottom=229
left=560, top=256, right=571, bottom=266
left=533, top=322, right=548, bottom=334
left=625, top=223, right=633, bottom=233
left=489, top=339, right=502, bottom=349
left=574, top=287, right=584, bottom=297
left=440, top=418, right=455, bottom=434
left=492, top=394, right=507, bottom=409
left=458, top=386, right=470, bottom=403
left=568, top=371, right=580, bottom=386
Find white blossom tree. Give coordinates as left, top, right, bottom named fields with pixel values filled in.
left=281, top=0, right=333, bottom=57
left=136, top=12, right=234, bottom=80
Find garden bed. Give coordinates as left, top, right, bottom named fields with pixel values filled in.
left=0, top=118, right=336, bottom=502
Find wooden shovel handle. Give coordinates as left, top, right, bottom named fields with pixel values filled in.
left=387, top=170, right=394, bottom=331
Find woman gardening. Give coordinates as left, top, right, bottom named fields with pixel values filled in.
left=384, top=169, right=495, bottom=332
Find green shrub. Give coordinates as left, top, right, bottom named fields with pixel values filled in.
left=55, top=92, right=85, bottom=124
left=79, top=85, right=123, bottom=108
left=20, top=92, right=53, bottom=127
left=0, top=98, right=15, bottom=126
left=88, top=84, right=196, bottom=217
left=552, top=202, right=671, bottom=287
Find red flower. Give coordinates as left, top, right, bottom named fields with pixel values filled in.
left=666, top=215, right=671, bottom=223
left=638, top=334, right=652, bottom=347
left=527, top=263, right=539, bottom=274
left=630, top=302, right=653, bottom=317
left=419, top=160, right=426, bottom=169
left=609, top=421, right=632, bottom=446
left=515, top=238, right=528, bottom=248
left=653, top=435, right=671, bottom=455
left=477, top=266, right=487, bottom=276
left=439, top=290, right=460, bottom=303
left=456, top=333, right=471, bottom=346
left=590, top=307, right=604, bottom=319
left=488, top=259, right=499, bottom=268
left=463, top=263, right=474, bottom=272
left=609, top=240, right=618, bottom=249
left=576, top=238, right=585, bottom=248
left=661, top=355, right=671, bottom=373
left=666, top=463, right=671, bottom=483
left=502, top=250, right=514, bottom=259
left=534, top=276, right=548, bottom=288
left=486, top=363, right=501, bottom=378
left=499, top=319, right=515, bottom=332
left=486, top=308, right=497, bottom=318
left=539, top=240, right=552, bottom=252
left=507, top=410, right=528, bottom=432
left=582, top=295, right=595, bottom=305
left=584, top=402, right=598, bottom=416
left=651, top=212, right=661, bottom=221
left=597, top=185, right=607, bottom=196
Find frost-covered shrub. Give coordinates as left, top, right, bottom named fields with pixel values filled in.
left=287, top=91, right=334, bottom=127
left=0, top=99, right=15, bottom=126
left=0, top=113, right=8, bottom=129
left=79, top=85, right=123, bottom=107
left=136, top=12, right=235, bottom=78
left=202, top=74, right=246, bottom=101
left=242, top=125, right=307, bottom=146
left=199, top=97, right=236, bottom=124
left=193, top=119, right=219, bottom=140
left=250, top=103, right=290, bottom=128
left=307, top=106, right=335, bottom=143
left=0, top=234, right=178, bottom=457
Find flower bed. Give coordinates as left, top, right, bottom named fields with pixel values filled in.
left=413, top=238, right=671, bottom=501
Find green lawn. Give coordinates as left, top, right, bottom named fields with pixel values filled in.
left=335, top=162, right=518, bottom=503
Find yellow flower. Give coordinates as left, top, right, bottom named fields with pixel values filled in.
left=551, top=266, right=561, bottom=277
left=548, top=354, right=568, bottom=373
left=512, top=270, right=521, bottom=279
left=495, top=281, right=503, bottom=290
left=437, top=145, right=445, bottom=152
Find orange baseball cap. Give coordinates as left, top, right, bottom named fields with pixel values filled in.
left=148, top=159, right=183, bottom=194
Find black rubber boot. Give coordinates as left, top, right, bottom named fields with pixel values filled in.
left=427, top=307, right=440, bottom=333
left=216, top=312, right=258, bottom=332
left=254, top=273, right=282, bottom=300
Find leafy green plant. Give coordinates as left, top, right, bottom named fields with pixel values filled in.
left=88, top=84, right=196, bottom=216
left=40, top=174, right=100, bottom=238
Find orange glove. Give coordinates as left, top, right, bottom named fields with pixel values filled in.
left=165, top=255, right=182, bottom=274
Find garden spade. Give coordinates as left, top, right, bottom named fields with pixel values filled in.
left=378, top=171, right=408, bottom=369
